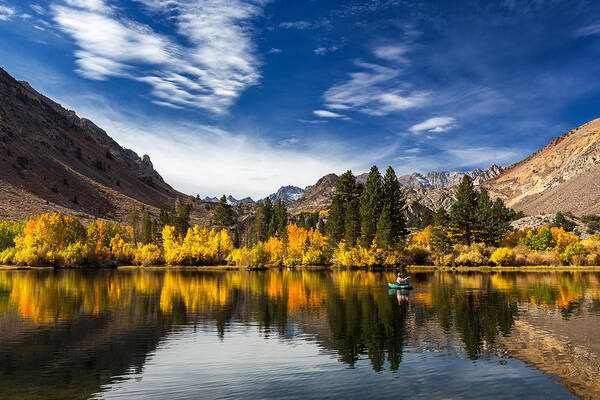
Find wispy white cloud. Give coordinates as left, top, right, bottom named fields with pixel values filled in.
left=574, top=23, right=600, bottom=37
left=314, top=45, right=339, bottom=55
left=298, top=119, right=329, bottom=124
left=64, top=0, right=111, bottom=12
left=313, top=109, right=346, bottom=118
left=268, top=47, right=282, bottom=54
left=30, top=4, right=45, bottom=14
left=324, top=103, right=350, bottom=110
left=409, top=117, right=455, bottom=133
left=446, top=147, right=520, bottom=167
left=0, top=5, right=15, bottom=21
left=321, top=45, right=428, bottom=116
left=57, top=94, right=394, bottom=198
left=49, top=0, right=265, bottom=113
left=279, top=19, right=331, bottom=30
left=372, top=44, right=409, bottom=62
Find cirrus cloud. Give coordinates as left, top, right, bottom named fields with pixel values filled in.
left=321, top=45, right=429, bottom=116
left=409, top=117, right=455, bottom=133
left=50, top=0, right=265, bottom=114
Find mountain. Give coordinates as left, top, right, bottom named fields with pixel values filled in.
left=265, top=185, right=305, bottom=204
left=394, top=165, right=504, bottom=189
left=288, top=174, right=338, bottom=214
left=227, top=195, right=254, bottom=205
left=0, top=67, right=219, bottom=225
left=289, top=167, right=502, bottom=219
left=203, top=195, right=255, bottom=205
left=485, top=118, right=600, bottom=216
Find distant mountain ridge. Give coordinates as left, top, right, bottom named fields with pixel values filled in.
left=356, top=165, right=504, bottom=189
left=203, top=185, right=306, bottom=206
left=203, top=195, right=255, bottom=206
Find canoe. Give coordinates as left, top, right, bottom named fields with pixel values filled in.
left=388, top=282, right=413, bottom=290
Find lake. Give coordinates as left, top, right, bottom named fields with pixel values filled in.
left=0, top=268, right=599, bottom=399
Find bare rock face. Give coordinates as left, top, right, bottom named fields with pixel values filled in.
left=484, top=118, right=600, bottom=216
left=265, top=185, right=305, bottom=204
left=288, top=174, right=338, bottom=214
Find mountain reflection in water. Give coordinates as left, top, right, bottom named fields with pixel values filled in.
left=1, top=269, right=599, bottom=399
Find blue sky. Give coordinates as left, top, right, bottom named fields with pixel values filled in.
left=1, top=0, right=599, bottom=199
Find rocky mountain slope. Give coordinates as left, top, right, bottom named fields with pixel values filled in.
left=485, top=118, right=600, bottom=216
left=394, top=165, right=504, bottom=189
left=288, top=174, right=338, bottom=214
left=0, top=68, right=216, bottom=224
left=265, top=185, right=306, bottom=204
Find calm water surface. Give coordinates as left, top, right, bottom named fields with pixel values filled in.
left=1, top=269, right=600, bottom=399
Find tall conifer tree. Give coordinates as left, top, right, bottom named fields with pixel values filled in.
left=359, top=166, right=383, bottom=246
left=326, top=195, right=345, bottom=245
left=433, top=207, right=450, bottom=227
left=213, top=195, right=234, bottom=229
left=344, top=198, right=361, bottom=246
left=450, top=175, right=478, bottom=245
left=379, top=166, right=406, bottom=245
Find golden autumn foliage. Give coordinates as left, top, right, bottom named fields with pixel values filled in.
left=162, top=225, right=233, bottom=265
left=234, top=224, right=330, bottom=267
left=3, top=212, right=600, bottom=268
left=490, top=247, right=516, bottom=266
left=333, top=239, right=382, bottom=267
left=411, top=226, right=436, bottom=247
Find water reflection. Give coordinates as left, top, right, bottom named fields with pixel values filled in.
left=0, top=269, right=599, bottom=399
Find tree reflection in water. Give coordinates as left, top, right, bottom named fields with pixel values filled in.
left=0, top=269, right=598, bottom=397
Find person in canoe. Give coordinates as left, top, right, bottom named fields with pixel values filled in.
left=396, top=272, right=410, bottom=285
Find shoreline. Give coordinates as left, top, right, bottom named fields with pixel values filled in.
left=3, top=264, right=600, bottom=272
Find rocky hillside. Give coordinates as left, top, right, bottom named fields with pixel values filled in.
left=0, top=67, right=216, bottom=224
left=485, top=118, right=600, bottom=216
left=265, top=185, right=305, bottom=204
left=288, top=174, right=338, bottom=214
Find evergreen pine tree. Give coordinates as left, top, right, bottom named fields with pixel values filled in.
left=297, top=213, right=306, bottom=229
left=326, top=195, right=345, bottom=245
left=474, top=189, right=493, bottom=244
left=272, top=199, right=288, bottom=236
left=307, top=212, right=319, bottom=230
left=450, top=175, right=478, bottom=245
left=233, top=227, right=240, bottom=248
left=254, top=203, right=268, bottom=243
left=174, top=202, right=190, bottom=237
left=317, top=218, right=326, bottom=234
left=433, top=207, right=450, bottom=227
left=213, top=195, right=234, bottom=229
left=376, top=204, right=393, bottom=248
left=336, top=170, right=361, bottom=208
left=263, top=198, right=274, bottom=238
left=380, top=166, right=406, bottom=243
left=359, top=165, right=383, bottom=246
left=140, top=211, right=154, bottom=244
left=489, top=198, right=512, bottom=245
left=344, top=198, right=361, bottom=246
left=430, top=226, right=451, bottom=255
left=419, top=210, right=434, bottom=229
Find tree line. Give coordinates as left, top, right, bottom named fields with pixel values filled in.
left=326, top=166, right=407, bottom=249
